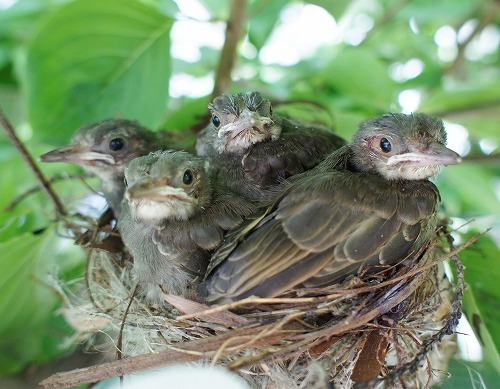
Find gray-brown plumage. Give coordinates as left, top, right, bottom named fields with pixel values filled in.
left=118, top=150, right=256, bottom=305
left=196, top=92, right=346, bottom=201
left=40, top=119, right=188, bottom=213
left=199, top=113, right=462, bottom=303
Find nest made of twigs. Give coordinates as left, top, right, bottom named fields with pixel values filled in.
left=43, top=217, right=474, bottom=389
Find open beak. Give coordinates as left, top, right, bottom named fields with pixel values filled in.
left=218, top=109, right=274, bottom=138
left=387, top=142, right=462, bottom=167
left=40, top=144, right=116, bottom=165
left=127, top=176, right=189, bottom=202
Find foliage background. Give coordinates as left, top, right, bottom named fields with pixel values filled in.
left=0, top=0, right=499, bottom=387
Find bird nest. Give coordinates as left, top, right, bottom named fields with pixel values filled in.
left=42, top=218, right=471, bottom=389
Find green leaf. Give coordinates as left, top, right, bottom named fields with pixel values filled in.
left=438, top=164, right=500, bottom=217
left=460, top=235, right=500, bottom=372
left=323, top=48, right=397, bottom=111
left=248, top=0, right=289, bottom=50
left=440, top=359, right=500, bottom=388
left=420, top=83, right=500, bottom=116
left=25, top=0, right=173, bottom=142
left=163, top=96, right=209, bottom=131
left=305, top=0, right=351, bottom=19
left=198, top=0, right=229, bottom=19
left=0, top=227, right=84, bottom=374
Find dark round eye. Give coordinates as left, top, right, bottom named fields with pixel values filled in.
left=380, top=138, right=392, bottom=153
left=212, top=115, right=221, bottom=128
left=183, top=169, right=193, bottom=185
left=109, top=137, right=125, bottom=151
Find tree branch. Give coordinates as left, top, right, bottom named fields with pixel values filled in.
left=210, top=0, right=248, bottom=101
left=0, top=107, right=66, bottom=216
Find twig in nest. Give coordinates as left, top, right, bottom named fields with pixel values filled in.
left=0, top=107, right=66, bottom=216
left=41, top=230, right=482, bottom=389
left=353, top=232, right=471, bottom=388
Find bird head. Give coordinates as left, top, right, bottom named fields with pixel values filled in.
left=124, top=151, right=212, bottom=222
left=209, top=92, right=281, bottom=154
left=40, top=119, right=158, bottom=180
left=351, top=113, right=462, bottom=180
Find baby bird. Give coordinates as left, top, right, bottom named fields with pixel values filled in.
left=118, top=150, right=256, bottom=305
left=40, top=119, right=184, bottom=213
left=196, top=91, right=346, bottom=201
left=200, top=113, right=461, bottom=303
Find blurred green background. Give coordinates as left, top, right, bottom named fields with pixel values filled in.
left=0, top=0, right=499, bottom=387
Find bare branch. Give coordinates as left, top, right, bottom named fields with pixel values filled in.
left=0, top=107, right=66, bottom=216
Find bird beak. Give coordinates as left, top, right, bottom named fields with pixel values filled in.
left=387, top=142, right=462, bottom=167
left=127, top=177, right=189, bottom=202
left=40, top=144, right=116, bottom=165
left=218, top=109, right=274, bottom=138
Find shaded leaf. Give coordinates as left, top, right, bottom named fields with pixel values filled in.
left=0, top=227, right=84, bottom=374
left=25, top=0, right=173, bottom=142
left=440, top=358, right=499, bottom=388
left=323, top=48, right=397, bottom=111
left=248, top=0, right=289, bottom=50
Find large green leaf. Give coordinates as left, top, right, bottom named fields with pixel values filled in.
left=248, top=0, right=289, bottom=50
left=305, top=0, right=352, bottom=20
left=460, top=235, right=500, bottom=372
left=25, top=0, right=173, bottom=142
left=420, top=84, right=500, bottom=116
left=322, top=48, right=397, bottom=111
left=438, top=164, right=500, bottom=217
left=0, top=227, right=85, bottom=374
left=440, top=359, right=499, bottom=388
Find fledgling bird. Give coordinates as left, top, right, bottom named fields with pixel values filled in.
left=118, top=150, right=256, bottom=305
left=196, top=91, right=346, bottom=201
left=40, top=119, right=188, bottom=213
left=200, top=113, right=462, bottom=303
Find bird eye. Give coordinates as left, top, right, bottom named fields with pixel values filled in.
left=380, top=138, right=392, bottom=153
left=183, top=169, right=193, bottom=185
left=212, top=115, right=221, bottom=128
left=109, top=137, right=125, bottom=151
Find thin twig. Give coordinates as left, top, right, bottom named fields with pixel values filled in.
left=0, top=107, right=66, bottom=216
left=5, top=172, right=92, bottom=211
left=210, top=0, right=248, bottom=101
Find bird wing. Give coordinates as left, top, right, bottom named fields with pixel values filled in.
left=152, top=186, right=256, bottom=249
left=242, top=118, right=346, bottom=186
left=200, top=171, right=439, bottom=302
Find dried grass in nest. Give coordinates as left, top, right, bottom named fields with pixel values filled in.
left=42, top=220, right=478, bottom=389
